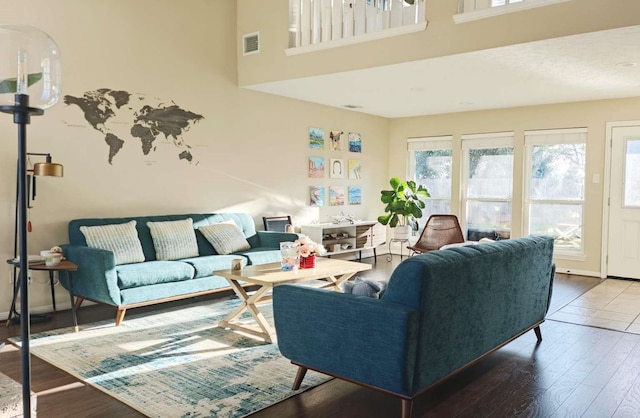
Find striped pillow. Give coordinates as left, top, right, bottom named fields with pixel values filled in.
left=199, top=221, right=251, bottom=255
left=147, top=218, right=199, bottom=261
left=80, top=220, right=145, bottom=265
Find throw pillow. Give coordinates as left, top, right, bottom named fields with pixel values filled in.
left=342, top=276, right=386, bottom=299
left=199, top=221, right=251, bottom=255
left=80, top=220, right=145, bottom=265
left=147, top=218, right=199, bottom=261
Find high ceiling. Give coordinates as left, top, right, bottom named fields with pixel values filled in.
left=245, top=25, right=640, bottom=118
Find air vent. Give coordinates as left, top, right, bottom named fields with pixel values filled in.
left=243, top=32, right=260, bottom=56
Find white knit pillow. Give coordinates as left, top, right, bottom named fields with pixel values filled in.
left=147, top=218, right=199, bottom=261
left=199, top=221, right=250, bottom=255
left=80, top=220, right=145, bottom=265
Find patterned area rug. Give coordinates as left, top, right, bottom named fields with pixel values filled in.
left=10, top=297, right=329, bottom=417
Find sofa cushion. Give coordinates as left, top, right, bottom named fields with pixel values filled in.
left=147, top=218, right=199, bottom=261
left=79, top=220, right=145, bottom=265
left=116, top=260, right=195, bottom=289
left=199, top=221, right=251, bottom=255
left=181, top=255, right=247, bottom=279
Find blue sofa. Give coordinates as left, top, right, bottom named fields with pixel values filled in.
left=273, top=236, right=555, bottom=418
left=59, top=213, right=297, bottom=325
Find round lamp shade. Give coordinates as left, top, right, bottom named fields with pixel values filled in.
left=33, top=162, right=63, bottom=177
left=0, top=25, right=62, bottom=110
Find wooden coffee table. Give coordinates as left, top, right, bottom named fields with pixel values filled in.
left=214, top=258, right=372, bottom=343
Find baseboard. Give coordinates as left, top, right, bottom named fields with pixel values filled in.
left=554, top=267, right=601, bottom=278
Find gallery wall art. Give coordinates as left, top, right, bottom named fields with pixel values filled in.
left=306, top=126, right=363, bottom=207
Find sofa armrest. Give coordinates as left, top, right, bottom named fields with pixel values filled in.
left=59, top=245, right=121, bottom=306
left=273, top=284, right=419, bottom=396
left=254, top=231, right=299, bottom=248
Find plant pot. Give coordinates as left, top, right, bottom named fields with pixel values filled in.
left=299, top=253, right=316, bottom=269
left=392, top=226, right=411, bottom=240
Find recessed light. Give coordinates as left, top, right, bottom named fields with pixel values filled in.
left=342, top=104, right=362, bottom=109
left=616, top=62, right=638, bottom=68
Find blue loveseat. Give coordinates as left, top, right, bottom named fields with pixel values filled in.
left=273, top=236, right=555, bottom=417
left=59, top=212, right=297, bottom=325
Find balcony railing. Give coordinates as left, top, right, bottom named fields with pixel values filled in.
left=288, top=0, right=426, bottom=52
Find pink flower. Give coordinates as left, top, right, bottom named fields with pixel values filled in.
left=295, top=236, right=326, bottom=256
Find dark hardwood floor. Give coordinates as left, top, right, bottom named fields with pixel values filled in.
left=3, top=255, right=635, bottom=418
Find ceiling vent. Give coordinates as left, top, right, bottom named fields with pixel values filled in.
left=243, top=32, right=260, bottom=56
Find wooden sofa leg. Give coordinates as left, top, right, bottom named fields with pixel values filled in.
left=74, top=297, right=84, bottom=311
left=115, top=308, right=126, bottom=326
left=401, top=398, right=413, bottom=418
left=292, top=366, right=308, bottom=390
left=534, top=325, right=542, bottom=342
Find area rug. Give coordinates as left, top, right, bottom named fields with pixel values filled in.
left=548, top=278, right=640, bottom=335
left=9, top=297, right=329, bottom=417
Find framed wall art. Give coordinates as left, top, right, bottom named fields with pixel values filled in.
left=309, top=127, right=324, bottom=149
left=329, top=186, right=345, bottom=206
left=330, top=158, right=345, bottom=179
left=308, top=156, right=325, bottom=178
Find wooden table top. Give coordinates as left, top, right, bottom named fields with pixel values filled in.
left=7, top=259, right=78, bottom=271
left=213, top=258, right=371, bottom=287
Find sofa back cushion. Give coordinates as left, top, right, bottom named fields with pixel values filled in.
left=68, top=213, right=258, bottom=261
left=382, top=236, right=554, bottom=391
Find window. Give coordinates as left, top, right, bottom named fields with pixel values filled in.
left=491, top=0, right=523, bottom=6
left=625, top=139, right=640, bottom=207
left=407, top=136, right=453, bottom=232
left=524, top=128, right=586, bottom=255
left=462, top=132, right=514, bottom=241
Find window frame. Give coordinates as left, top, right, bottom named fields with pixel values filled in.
left=461, top=132, right=515, bottom=240
left=407, top=135, right=454, bottom=223
left=523, top=128, right=587, bottom=259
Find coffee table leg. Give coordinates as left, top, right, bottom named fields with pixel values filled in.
left=321, top=272, right=356, bottom=291
left=219, top=279, right=274, bottom=342
left=67, top=272, right=79, bottom=332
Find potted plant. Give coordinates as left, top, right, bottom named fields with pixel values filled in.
left=378, top=177, right=430, bottom=240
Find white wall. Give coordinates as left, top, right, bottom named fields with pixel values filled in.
left=0, top=0, right=390, bottom=316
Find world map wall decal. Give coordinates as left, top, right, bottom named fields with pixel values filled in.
left=63, top=88, right=205, bottom=165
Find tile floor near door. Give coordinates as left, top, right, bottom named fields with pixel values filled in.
left=548, top=278, right=640, bottom=333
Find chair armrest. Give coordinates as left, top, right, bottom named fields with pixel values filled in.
left=273, top=284, right=419, bottom=396
left=254, top=231, right=299, bottom=248
left=59, top=245, right=121, bottom=306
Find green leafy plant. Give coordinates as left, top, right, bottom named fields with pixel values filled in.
left=0, top=73, right=43, bottom=94
left=378, top=177, right=430, bottom=228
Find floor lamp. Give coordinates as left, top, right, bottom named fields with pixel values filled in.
left=7, top=153, right=64, bottom=325
left=0, top=25, right=62, bottom=417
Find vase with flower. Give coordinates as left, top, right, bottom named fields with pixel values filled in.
left=295, top=236, right=326, bottom=269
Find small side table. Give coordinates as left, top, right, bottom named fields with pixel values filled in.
left=21, top=261, right=79, bottom=331
left=386, top=238, right=410, bottom=262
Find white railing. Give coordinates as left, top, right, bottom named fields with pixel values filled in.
left=456, top=0, right=573, bottom=22
left=289, top=0, right=426, bottom=49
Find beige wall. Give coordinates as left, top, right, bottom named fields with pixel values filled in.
left=237, top=0, right=640, bottom=86
left=389, top=96, right=640, bottom=276
left=0, top=0, right=389, bottom=317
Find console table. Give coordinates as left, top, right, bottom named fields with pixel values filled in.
left=300, top=221, right=386, bottom=261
